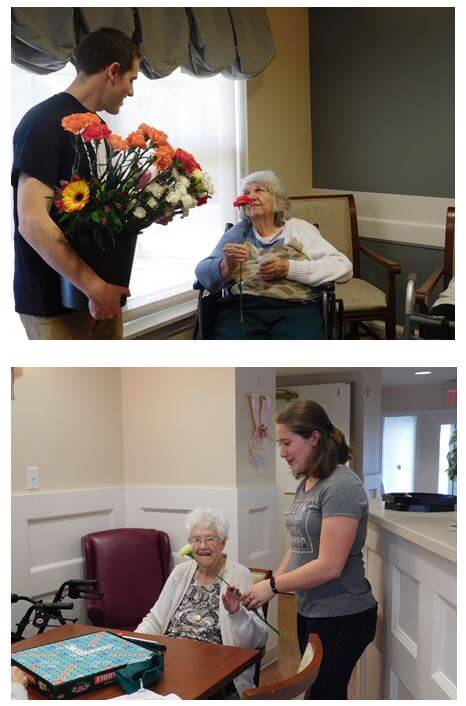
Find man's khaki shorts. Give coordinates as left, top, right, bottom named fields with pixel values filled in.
left=19, top=310, right=123, bottom=340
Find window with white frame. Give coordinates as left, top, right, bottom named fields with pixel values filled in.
left=10, top=63, right=241, bottom=328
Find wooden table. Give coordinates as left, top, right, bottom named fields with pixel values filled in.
left=12, top=624, right=262, bottom=699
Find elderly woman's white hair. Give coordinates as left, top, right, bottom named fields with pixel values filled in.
left=185, top=508, right=230, bottom=541
left=241, top=170, right=290, bottom=224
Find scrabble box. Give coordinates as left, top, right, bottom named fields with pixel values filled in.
left=12, top=630, right=164, bottom=699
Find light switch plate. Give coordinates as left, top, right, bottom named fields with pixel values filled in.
left=26, top=467, right=40, bottom=490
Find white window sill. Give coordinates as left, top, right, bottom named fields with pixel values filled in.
left=123, top=286, right=198, bottom=339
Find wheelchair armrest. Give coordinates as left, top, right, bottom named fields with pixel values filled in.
left=318, top=282, right=336, bottom=293
left=415, top=265, right=444, bottom=310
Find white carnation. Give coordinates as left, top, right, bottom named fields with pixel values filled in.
left=178, top=175, right=191, bottom=189
left=181, top=194, right=196, bottom=209
left=147, top=197, right=158, bottom=209
left=133, top=206, right=146, bottom=219
left=145, top=182, right=165, bottom=198
left=165, top=189, right=182, bottom=205
left=201, top=172, right=215, bottom=196
left=176, top=181, right=188, bottom=196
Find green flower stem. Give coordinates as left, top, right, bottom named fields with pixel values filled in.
left=190, top=555, right=280, bottom=637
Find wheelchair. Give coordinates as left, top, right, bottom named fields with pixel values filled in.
left=403, top=272, right=455, bottom=339
left=192, top=281, right=345, bottom=340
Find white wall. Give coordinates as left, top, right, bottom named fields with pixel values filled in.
left=277, top=368, right=383, bottom=483
left=382, top=384, right=457, bottom=493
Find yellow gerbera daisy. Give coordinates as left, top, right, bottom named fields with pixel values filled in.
left=61, top=180, right=90, bottom=212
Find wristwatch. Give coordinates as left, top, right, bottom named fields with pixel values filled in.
left=269, top=574, right=279, bottom=594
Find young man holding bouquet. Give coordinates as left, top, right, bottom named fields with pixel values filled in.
left=12, top=28, right=141, bottom=339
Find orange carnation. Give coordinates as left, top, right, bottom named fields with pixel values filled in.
left=126, top=131, right=147, bottom=149
left=108, top=134, right=129, bottom=152
left=61, top=113, right=102, bottom=135
left=155, top=144, right=175, bottom=172
left=138, top=123, right=168, bottom=146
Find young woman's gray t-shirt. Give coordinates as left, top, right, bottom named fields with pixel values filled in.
left=286, top=465, right=376, bottom=618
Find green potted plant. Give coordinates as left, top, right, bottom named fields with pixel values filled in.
left=446, top=425, right=457, bottom=495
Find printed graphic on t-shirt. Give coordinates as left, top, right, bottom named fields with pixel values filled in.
left=285, top=498, right=318, bottom=555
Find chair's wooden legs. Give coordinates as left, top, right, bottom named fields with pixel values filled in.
left=385, top=312, right=397, bottom=339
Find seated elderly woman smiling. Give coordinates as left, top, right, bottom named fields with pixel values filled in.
left=195, top=170, right=352, bottom=339
left=135, top=508, right=267, bottom=696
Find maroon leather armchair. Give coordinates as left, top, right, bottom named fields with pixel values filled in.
left=81, top=528, right=171, bottom=631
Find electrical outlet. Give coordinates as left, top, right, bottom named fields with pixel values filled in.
left=26, top=467, right=40, bottom=490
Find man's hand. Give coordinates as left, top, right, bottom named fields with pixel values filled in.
left=221, top=244, right=249, bottom=279
left=259, top=256, right=289, bottom=281
left=221, top=585, right=242, bottom=615
left=87, top=281, right=130, bottom=320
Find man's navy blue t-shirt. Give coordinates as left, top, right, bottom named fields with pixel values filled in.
left=12, top=92, right=94, bottom=316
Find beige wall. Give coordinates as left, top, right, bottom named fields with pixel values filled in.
left=11, top=368, right=278, bottom=493
left=121, top=368, right=237, bottom=487
left=11, top=368, right=124, bottom=493
left=247, top=8, right=312, bottom=195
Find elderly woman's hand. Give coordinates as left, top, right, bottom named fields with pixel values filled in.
left=241, top=579, right=274, bottom=610
left=222, top=585, right=243, bottom=614
left=259, top=257, right=289, bottom=281
left=221, top=244, right=249, bottom=279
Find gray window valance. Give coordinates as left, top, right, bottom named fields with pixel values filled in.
left=11, top=7, right=276, bottom=80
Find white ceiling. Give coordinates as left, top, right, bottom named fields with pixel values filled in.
left=275, top=367, right=457, bottom=387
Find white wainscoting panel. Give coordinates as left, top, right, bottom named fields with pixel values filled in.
left=125, top=486, right=240, bottom=568
left=12, top=489, right=126, bottom=638
left=363, top=520, right=457, bottom=699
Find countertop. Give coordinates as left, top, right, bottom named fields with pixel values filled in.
left=368, top=500, right=457, bottom=563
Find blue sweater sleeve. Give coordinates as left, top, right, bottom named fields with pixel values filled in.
left=195, top=221, right=247, bottom=292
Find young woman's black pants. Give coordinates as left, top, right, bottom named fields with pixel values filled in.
left=297, top=604, right=377, bottom=699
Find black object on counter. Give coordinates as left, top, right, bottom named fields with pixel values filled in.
left=382, top=492, right=456, bottom=512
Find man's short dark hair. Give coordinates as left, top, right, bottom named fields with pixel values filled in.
left=75, top=27, right=141, bottom=75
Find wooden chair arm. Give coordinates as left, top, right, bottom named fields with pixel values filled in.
left=415, top=266, right=444, bottom=309
left=359, top=244, right=401, bottom=273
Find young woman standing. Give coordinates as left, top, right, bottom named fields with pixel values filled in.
left=241, top=400, right=377, bottom=699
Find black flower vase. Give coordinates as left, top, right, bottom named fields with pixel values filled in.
left=60, top=228, right=139, bottom=310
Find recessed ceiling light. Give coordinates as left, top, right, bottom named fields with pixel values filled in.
left=414, top=370, right=432, bottom=375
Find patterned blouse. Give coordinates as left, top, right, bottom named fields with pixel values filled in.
left=165, top=575, right=222, bottom=644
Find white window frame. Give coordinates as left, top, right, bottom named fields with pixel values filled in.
left=123, top=77, right=248, bottom=338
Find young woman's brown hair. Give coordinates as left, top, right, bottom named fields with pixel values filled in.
left=276, top=400, right=354, bottom=479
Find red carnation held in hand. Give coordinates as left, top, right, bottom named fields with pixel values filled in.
left=233, top=195, right=254, bottom=207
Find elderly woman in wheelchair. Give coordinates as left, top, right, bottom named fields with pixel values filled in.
left=194, top=170, right=352, bottom=339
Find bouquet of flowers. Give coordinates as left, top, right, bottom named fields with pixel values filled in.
left=53, top=113, right=214, bottom=308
